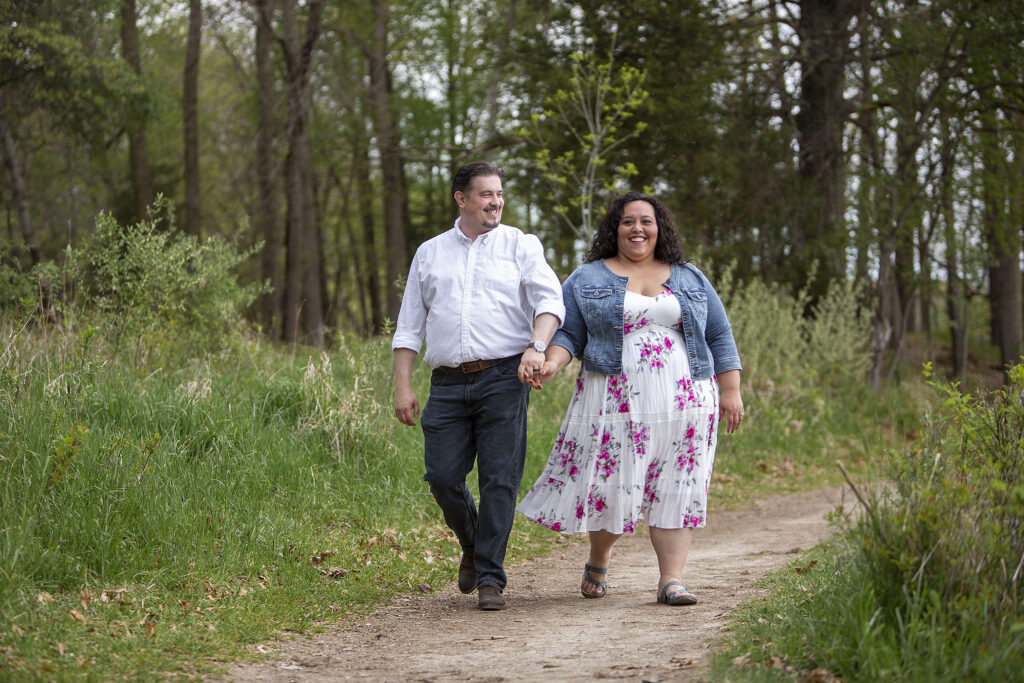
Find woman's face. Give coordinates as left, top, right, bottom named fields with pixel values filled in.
left=616, top=200, right=658, bottom=263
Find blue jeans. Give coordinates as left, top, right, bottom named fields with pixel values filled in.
left=420, top=355, right=530, bottom=591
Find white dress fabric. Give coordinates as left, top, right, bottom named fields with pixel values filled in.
left=517, top=289, right=720, bottom=533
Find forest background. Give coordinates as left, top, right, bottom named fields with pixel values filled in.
left=3, top=0, right=1023, bottom=382
left=2, top=0, right=1024, bottom=680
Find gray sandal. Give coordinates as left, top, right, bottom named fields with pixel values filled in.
left=581, top=563, right=609, bottom=598
left=658, top=581, right=697, bottom=605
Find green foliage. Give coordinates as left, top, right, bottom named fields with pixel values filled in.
left=717, top=266, right=871, bottom=393
left=71, top=197, right=266, bottom=357
left=714, top=365, right=1024, bottom=680
left=521, top=36, right=649, bottom=246
left=0, top=16, right=140, bottom=145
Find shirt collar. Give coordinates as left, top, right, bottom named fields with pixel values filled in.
left=454, top=217, right=498, bottom=243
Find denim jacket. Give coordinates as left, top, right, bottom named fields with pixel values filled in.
left=550, top=260, right=741, bottom=379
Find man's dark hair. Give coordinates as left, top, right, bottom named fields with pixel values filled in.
left=451, top=161, right=504, bottom=204
left=584, top=191, right=686, bottom=265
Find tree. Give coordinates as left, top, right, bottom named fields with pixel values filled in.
left=525, top=41, right=649, bottom=250
left=120, top=0, right=154, bottom=222
left=0, top=5, right=137, bottom=266
left=183, top=0, right=202, bottom=236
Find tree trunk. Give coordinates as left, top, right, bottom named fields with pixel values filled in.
left=0, top=104, right=41, bottom=265
left=183, top=0, right=202, bottom=236
left=939, top=118, right=967, bottom=383
left=355, top=135, right=384, bottom=334
left=279, top=0, right=324, bottom=347
left=253, top=0, right=283, bottom=338
left=120, top=0, right=154, bottom=222
left=795, top=0, right=864, bottom=302
left=366, top=0, right=408, bottom=321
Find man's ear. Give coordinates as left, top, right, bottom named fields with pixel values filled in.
left=453, top=191, right=466, bottom=208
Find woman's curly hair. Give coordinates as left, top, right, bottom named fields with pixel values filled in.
left=583, top=192, right=686, bottom=265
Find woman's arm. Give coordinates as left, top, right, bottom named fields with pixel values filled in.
left=717, top=369, right=744, bottom=433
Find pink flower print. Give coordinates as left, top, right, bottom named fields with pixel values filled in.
left=623, top=520, right=636, bottom=533
left=576, top=504, right=584, bottom=520
left=588, top=488, right=607, bottom=512
left=664, top=336, right=673, bottom=350
left=569, top=464, right=579, bottom=478
left=575, top=376, right=584, bottom=395
left=618, top=402, right=629, bottom=413
left=630, top=422, right=650, bottom=456
left=550, top=521, right=562, bottom=532
left=685, top=425, right=696, bottom=441
left=601, top=431, right=612, bottom=446
left=595, top=498, right=605, bottom=512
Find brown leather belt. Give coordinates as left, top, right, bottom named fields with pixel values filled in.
left=436, top=355, right=518, bottom=374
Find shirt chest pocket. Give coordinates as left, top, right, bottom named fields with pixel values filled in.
left=482, top=257, right=520, bottom=295
left=577, top=285, right=614, bottom=319
left=682, top=289, right=708, bottom=327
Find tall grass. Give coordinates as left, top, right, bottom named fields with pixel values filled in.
left=713, top=364, right=1024, bottom=680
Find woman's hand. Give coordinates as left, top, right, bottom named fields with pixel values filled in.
left=717, top=369, right=744, bottom=434
left=526, top=345, right=573, bottom=390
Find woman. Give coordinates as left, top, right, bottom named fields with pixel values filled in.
left=517, top=192, right=743, bottom=605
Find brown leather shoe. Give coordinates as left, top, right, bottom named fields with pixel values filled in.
left=477, top=585, right=507, bottom=610
left=458, top=549, right=478, bottom=594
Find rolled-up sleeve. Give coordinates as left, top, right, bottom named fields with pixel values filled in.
left=391, top=250, right=426, bottom=353
left=519, top=234, right=565, bottom=324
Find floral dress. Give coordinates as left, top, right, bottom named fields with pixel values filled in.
left=517, top=289, right=720, bottom=533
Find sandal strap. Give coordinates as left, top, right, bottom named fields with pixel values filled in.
left=659, top=581, right=685, bottom=600
left=584, top=563, right=609, bottom=587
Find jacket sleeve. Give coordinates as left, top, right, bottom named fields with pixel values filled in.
left=699, top=269, right=742, bottom=374
left=550, top=270, right=587, bottom=358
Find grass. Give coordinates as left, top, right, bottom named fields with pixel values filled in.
left=711, top=364, right=1024, bottom=681
left=0, top=270, right=928, bottom=679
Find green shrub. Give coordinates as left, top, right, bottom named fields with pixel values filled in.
left=71, top=196, right=265, bottom=356
left=714, top=364, right=1024, bottom=681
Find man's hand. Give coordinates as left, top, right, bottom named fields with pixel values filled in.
left=518, top=348, right=546, bottom=389
left=395, top=385, right=420, bottom=426
left=394, top=348, right=420, bottom=426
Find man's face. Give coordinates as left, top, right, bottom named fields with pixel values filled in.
left=455, top=174, right=504, bottom=232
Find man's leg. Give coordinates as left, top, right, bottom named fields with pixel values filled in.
left=421, top=371, right=478, bottom=552
left=470, top=357, right=530, bottom=591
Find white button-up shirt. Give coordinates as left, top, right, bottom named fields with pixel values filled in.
left=392, top=219, right=565, bottom=369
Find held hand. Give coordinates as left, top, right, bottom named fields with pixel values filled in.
left=395, top=388, right=420, bottom=426
left=719, top=389, right=744, bottom=434
left=518, top=348, right=547, bottom=388
left=534, top=358, right=563, bottom=385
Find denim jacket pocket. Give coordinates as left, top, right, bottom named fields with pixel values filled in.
left=577, top=285, right=614, bottom=319
left=683, top=289, right=708, bottom=326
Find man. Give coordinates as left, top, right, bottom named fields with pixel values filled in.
left=393, top=161, right=564, bottom=610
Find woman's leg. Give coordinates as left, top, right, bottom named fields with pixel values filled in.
left=583, top=530, right=621, bottom=596
left=648, top=526, right=693, bottom=591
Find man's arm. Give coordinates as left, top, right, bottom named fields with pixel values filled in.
left=519, top=312, right=561, bottom=387
left=394, top=348, right=420, bottom=426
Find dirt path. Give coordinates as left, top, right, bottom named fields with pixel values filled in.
left=225, top=487, right=848, bottom=682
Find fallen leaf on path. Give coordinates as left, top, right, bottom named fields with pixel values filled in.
left=56, top=643, right=66, bottom=656
left=669, top=657, right=696, bottom=667
left=80, top=589, right=92, bottom=609
left=144, top=621, right=157, bottom=637
left=795, top=560, right=818, bottom=574
left=37, top=592, right=54, bottom=605
left=731, top=655, right=749, bottom=669
left=68, top=609, right=86, bottom=622
left=323, top=566, right=349, bottom=579
left=801, top=669, right=841, bottom=682
left=416, top=583, right=432, bottom=593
